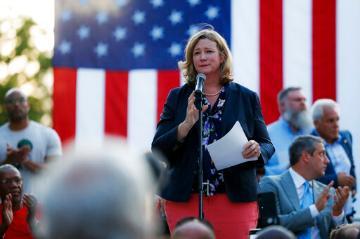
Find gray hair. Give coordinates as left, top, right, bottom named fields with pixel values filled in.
left=277, top=87, right=302, bottom=104
left=311, top=99, right=339, bottom=121
left=289, top=135, right=323, bottom=166
left=35, top=138, right=156, bottom=239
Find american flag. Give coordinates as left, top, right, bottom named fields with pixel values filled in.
left=52, top=0, right=360, bottom=159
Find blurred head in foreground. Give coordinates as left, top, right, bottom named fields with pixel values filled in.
left=330, top=223, right=360, bottom=239
left=255, top=225, right=296, bottom=239
left=172, top=217, right=216, bottom=239
left=35, top=138, right=156, bottom=239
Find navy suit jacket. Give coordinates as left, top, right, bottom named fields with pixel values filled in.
left=312, top=130, right=356, bottom=190
left=259, top=171, right=340, bottom=239
left=152, top=82, right=274, bottom=202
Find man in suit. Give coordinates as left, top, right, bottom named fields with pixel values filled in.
left=259, top=135, right=349, bottom=239
left=311, top=99, right=356, bottom=222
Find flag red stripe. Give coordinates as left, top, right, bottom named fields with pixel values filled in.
left=105, top=71, right=129, bottom=137
left=259, top=0, right=283, bottom=124
left=53, top=67, right=77, bottom=143
left=157, top=70, right=181, bottom=122
left=312, top=0, right=337, bottom=101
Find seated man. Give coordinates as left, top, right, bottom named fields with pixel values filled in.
left=259, top=135, right=349, bottom=239
left=311, top=99, right=356, bottom=222
left=0, top=164, right=37, bottom=239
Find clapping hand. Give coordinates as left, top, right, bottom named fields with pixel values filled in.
left=23, top=194, right=37, bottom=223
left=6, top=144, right=30, bottom=164
left=337, top=172, right=355, bottom=188
left=315, top=181, right=333, bottom=212
left=332, top=186, right=350, bottom=216
left=2, top=194, right=13, bottom=227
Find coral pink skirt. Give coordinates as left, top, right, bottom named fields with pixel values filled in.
left=164, top=193, right=258, bottom=239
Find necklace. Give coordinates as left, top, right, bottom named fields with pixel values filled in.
left=204, top=88, right=222, bottom=96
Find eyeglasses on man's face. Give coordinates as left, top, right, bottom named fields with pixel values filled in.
left=5, top=97, right=27, bottom=105
left=0, top=177, right=22, bottom=185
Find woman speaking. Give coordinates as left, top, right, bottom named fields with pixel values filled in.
left=152, top=29, right=274, bottom=239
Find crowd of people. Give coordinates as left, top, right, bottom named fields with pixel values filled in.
left=0, top=28, right=358, bottom=239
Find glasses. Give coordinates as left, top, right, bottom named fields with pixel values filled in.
left=0, top=178, right=22, bottom=185
left=5, top=97, right=26, bottom=105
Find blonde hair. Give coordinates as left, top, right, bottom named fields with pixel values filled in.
left=178, top=29, right=233, bottom=85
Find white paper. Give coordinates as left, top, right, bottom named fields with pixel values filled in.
left=207, top=121, right=257, bottom=170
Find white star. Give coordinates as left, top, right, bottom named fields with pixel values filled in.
left=205, top=6, right=219, bottom=20
left=168, top=43, right=182, bottom=57
left=116, top=0, right=128, bottom=8
left=188, top=0, right=201, bottom=7
left=169, top=10, right=182, bottom=25
left=131, top=42, right=145, bottom=57
left=150, top=26, right=164, bottom=41
left=187, top=25, right=200, bottom=36
left=61, top=10, right=72, bottom=22
left=77, top=25, right=90, bottom=40
left=132, top=10, right=146, bottom=25
left=94, top=42, right=108, bottom=57
left=150, top=0, right=164, bottom=8
left=96, top=11, right=108, bottom=25
left=58, top=40, right=71, bottom=54
left=113, top=27, right=127, bottom=41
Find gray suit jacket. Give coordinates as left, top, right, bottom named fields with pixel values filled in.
left=259, top=171, right=340, bottom=239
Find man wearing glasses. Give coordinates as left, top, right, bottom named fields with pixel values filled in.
left=0, top=164, right=37, bottom=238
left=0, top=88, right=62, bottom=193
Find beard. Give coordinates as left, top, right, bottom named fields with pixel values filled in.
left=8, top=110, right=28, bottom=122
left=283, top=109, right=313, bottom=131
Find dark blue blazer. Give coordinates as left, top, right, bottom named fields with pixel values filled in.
left=152, top=82, right=274, bottom=202
left=312, top=130, right=356, bottom=190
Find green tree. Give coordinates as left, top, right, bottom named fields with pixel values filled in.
left=0, top=16, right=52, bottom=126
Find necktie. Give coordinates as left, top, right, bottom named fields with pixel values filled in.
left=298, top=181, right=313, bottom=239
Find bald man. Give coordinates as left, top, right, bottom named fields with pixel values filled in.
left=0, top=164, right=37, bottom=238
left=0, top=88, right=62, bottom=193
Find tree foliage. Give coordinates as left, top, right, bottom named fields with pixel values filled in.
left=0, top=17, right=52, bottom=126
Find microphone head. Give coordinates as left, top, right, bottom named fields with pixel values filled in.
left=196, top=73, right=206, bottom=82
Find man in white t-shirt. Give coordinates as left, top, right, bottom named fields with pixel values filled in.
left=0, top=88, right=62, bottom=193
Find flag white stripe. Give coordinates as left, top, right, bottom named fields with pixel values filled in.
left=283, top=0, right=313, bottom=104
left=128, top=69, right=157, bottom=153
left=231, top=0, right=259, bottom=93
left=75, top=68, right=105, bottom=145
left=337, top=0, right=360, bottom=214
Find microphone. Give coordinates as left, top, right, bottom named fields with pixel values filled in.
left=195, top=73, right=206, bottom=94
left=194, top=73, right=206, bottom=110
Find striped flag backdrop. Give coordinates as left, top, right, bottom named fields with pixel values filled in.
left=53, top=0, right=360, bottom=210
